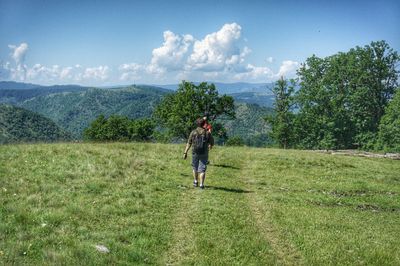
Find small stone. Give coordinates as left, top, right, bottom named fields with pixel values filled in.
left=95, top=245, right=110, bottom=253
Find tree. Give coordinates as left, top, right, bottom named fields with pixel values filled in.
left=84, top=115, right=155, bottom=142
left=129, top=118, right=155, bottom=141
left=226, top=135, right=244, bottom=146
left=377, top=88, right=400, bottom=152
left=295, top=40, right=399, bottom=149
left=103, top=115, right=130, bottom=141
left=83, top=114, right=107, bottom=141
left=266, top=77, right=296, bottom=149
left=154, top=81, right=235, bottom=139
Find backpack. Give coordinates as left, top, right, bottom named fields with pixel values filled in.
left=192, top=130, right=207, bottom=154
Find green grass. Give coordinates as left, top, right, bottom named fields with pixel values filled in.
left=0, top=143, right=399, bottom=265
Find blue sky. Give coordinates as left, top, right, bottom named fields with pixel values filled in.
left=1, top=0, right=399, bottom=85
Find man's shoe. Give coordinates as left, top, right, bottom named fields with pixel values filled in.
left=193, top=181, right=198, bottom=187
left=200, top=184, right=205, bottom=189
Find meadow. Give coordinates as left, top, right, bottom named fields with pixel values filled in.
left=0, top=143, right=399, bottom=265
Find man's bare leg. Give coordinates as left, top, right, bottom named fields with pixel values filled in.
left=193, top=170, right=199, bottom=186
left=199, top=172, right=206, bottom=188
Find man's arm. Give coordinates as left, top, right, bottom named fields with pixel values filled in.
left=208, top=133, right=214, bottom=150
left=183, top=142, right=191, bottom=159
left=183, top=132, right=193, bottom=159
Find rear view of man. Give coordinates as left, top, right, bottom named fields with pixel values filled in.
left=183, top=118, right=214, bottom=189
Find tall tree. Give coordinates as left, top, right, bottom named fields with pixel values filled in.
left=295, top=40, right=399, bottom=149
left=154, top=81, right=235, bottom=139
left=377, top=88, right=400, bottom=152
left=266, top=77, right=296, bottom=148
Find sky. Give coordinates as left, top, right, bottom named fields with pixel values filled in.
left=0, top=0, right=399, bottom=86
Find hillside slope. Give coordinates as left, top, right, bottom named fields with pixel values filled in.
left=0, top=104, right=71, bottom=143
left=19, top=86, right=169, bottom=138
left=0, top=143, right=399, bottom=265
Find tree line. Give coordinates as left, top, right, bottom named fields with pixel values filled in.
left=268, top=41, right=399, bottom=151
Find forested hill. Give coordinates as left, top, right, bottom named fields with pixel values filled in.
left=0, top=104, right=71, bottom=144
left=19, top=86, right=170, bottom=138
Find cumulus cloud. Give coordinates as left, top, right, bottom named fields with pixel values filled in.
left=266, top=57, right=274, bottom=63
left=7, top=43, right=29, bottom=80
left=187, top=23, right=249, bottom=72
left=276, top=60, right=299, bottom=78
left=8, top=43, right=28, bottom=65
left=233, top=64, right=274, bottom=81
left=149, top=31, right=194, bottom=74
left=83, top=65, right=109, bottom=80
left=21, top=63, right=109, bottom=83
left=26, top=64, right=59, bottom=81
left=119, top=63, right=144, bottom=81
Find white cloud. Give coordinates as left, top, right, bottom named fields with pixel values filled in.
left=1, top=25, right=302, bottom=84
left=187, top=23, right=248, bottom=72
left=23, top=63, right=108, bottom=83
left=276, top=60, right=299, bottom=78
left=8, top=43, right=28, bottom=65
left=7, top=43, right=29, bottom=80
left=60, top=67, right=73, bottom=79
left=233, top=64, right=274, bottom=81
left=119, top=63, right=144, bottom=81
left=26, top=64, right=64, bottom=81
left=149, top=30, right=194, bottom=73
left=83, top=65, right=109, bottom=80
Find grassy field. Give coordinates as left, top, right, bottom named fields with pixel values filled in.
left=0, top=143, right=399, bottom=265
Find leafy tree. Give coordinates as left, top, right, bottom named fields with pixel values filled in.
left=154, top=81, right=235, bottom=139
left=226, top=135, right=245, bottom=146
left=83, top=114, right=107, bottom=141
left=265, top=77, right=296, bottom=149
left=295, top=40, right=399, bottom=149
left=103, top=115, right=130, bottom=141
left=84, top=115, right=155, bottom=142
left=377, top=88, right=400, bottom=152
left=129, top=118, right=156, bottom=141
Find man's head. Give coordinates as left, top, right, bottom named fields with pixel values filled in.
left=196, top=118, right=205, bottom=128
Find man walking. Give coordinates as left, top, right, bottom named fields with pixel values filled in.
left=183, top=118, right=214, bottom=189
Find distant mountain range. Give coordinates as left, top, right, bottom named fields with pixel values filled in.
left=0, top=81, right=273, bottom=144
left=1, top=81, right=276, bottom=107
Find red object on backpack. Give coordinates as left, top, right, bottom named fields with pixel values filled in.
left=204, top=121, right=212, bottom=133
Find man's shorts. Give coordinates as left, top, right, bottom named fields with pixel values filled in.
left=192, top=153, right=208, bottom=173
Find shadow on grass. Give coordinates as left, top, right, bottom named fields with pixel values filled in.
left=206, top=186, right=253, bottom=193
left=212, top=164, right=241, bottom=170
